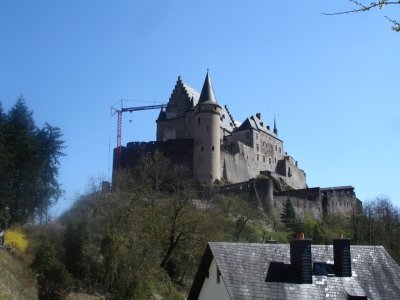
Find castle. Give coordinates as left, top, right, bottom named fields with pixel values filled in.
left=115, top=72, right=361, bottom=219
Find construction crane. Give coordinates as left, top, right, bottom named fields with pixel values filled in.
left=111, top=101, right=166, bottom=171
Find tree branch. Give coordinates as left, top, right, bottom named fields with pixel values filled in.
left=323, top=1, right=400, bottom=16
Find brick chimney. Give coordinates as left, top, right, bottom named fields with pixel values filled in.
left=333, top=237, right=352, bottom=277
left=290, top=232, right=312, bottom=284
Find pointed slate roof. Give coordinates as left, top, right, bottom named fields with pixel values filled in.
left=198, top=72, right=218, bottom=104
left=274, top=115, right=278, bottom=135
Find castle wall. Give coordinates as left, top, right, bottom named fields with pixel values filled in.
left=322, top=188, right=362, bottom=217
left=274, top=195, right=323, bottom=220
left=275, top=156, right=307, bottom=189
left=221, top=151, right=250, bottom=183
left=114, top=139, right=194, bottom=177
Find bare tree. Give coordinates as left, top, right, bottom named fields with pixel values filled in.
left=324, top=1, right=400, bottom=31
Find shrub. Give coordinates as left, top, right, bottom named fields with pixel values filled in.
left=4, top=228, right=28, bottom=251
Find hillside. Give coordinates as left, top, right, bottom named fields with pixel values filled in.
left=0, top=249, right=37, bottom=300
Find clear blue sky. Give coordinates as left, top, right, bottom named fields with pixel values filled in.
left=1, top=1, right=399, bottom=216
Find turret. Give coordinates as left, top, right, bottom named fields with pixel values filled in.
left=193, top=72, right=221, bottom=183
left=273, top=115, right=278, bottom=136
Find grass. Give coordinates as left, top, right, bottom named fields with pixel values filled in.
left=0, top=248, right=37, bottom=300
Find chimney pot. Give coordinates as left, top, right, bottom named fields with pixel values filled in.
left=297, top=232, right=305, bottom=240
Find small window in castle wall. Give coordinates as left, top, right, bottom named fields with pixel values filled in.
left=212, top=146, right=214, bottom=151
left=257, top=154, right=259, bottom=161
left=279, top=147, right=281, bottom=153
left=275, top=145, right=278, bottom=151
left=275, top=157, right=277, bottom=163
left=269, top=157, right=271, bottom=164
left=256, top=133, right=258, bottom=140
left=263, top=155, right=265, bottom=162
left=256, top=144, right=259, bottom=151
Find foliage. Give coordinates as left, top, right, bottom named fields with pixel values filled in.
left=352, top=196, right=400, bottom=262
left=63, top=219, right=90, bottom=282
left=31, top=239, right=71, bottom=300
left=0, top=97, right=65, bottom=225
left=4, top=228, right=28, bottom=251
left=27, top=151, right=400, bottom=297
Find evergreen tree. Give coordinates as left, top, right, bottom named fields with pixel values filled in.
left=0, top=97, right=65, bottom=224
left=281, top=198, right=296, bottom=225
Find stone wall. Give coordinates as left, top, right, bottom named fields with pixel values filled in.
left=114, top=139, right=194, bottom=177
left=217, top=179, right=362, bottom=221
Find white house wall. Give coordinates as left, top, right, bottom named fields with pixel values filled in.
left=198, top=258, right=231, bottom=300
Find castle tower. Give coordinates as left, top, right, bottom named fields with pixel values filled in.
left=193, top=72, right=221, bottom=183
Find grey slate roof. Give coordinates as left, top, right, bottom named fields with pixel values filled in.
left=198, top=72, right=218, bottom=104
left=237, top=114, right=281, bottom=141
left=182, top=81, right=200, bottom=106
left=188, top=242, right=400, bottom=299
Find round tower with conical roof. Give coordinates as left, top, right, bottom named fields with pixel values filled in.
left=193, top=72, right=221, bottom=183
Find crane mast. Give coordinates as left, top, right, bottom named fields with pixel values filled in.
left=111, top=102, right=166, bottom=171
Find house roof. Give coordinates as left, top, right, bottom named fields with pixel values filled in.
left=188, top=242, right=400, bottom=299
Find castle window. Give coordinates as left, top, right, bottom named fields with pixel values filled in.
left=269, top=157, right=271, bottom=164
left=257, top=154, right=259, bottom=161
left=256, top=144, right=259, bottom=151
left=279, top=147, right=281, bottom=153
left=214, top=105, right=217, bottom=110
left=256, top=133, right=258, bottom=140
left=212, top=146, right=214, bottom=151
left=275, top=157, right=277, bottom=163
left=246, top=131, right=250, bottom=139
left=263, top=155, right=265, bottom=162
left=275, top=145, right=278, bottom=151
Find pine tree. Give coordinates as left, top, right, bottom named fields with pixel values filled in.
left=281, top=198, right=296, bottom=225
left=0, top=97, right=65, bottom=224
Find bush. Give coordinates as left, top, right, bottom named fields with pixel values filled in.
left=4, top=228, right=28, bottom=251
left=31, top=239, right=71, bottom=300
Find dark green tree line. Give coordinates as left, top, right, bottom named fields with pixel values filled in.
left=0, top=97, right=65, bottom=225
